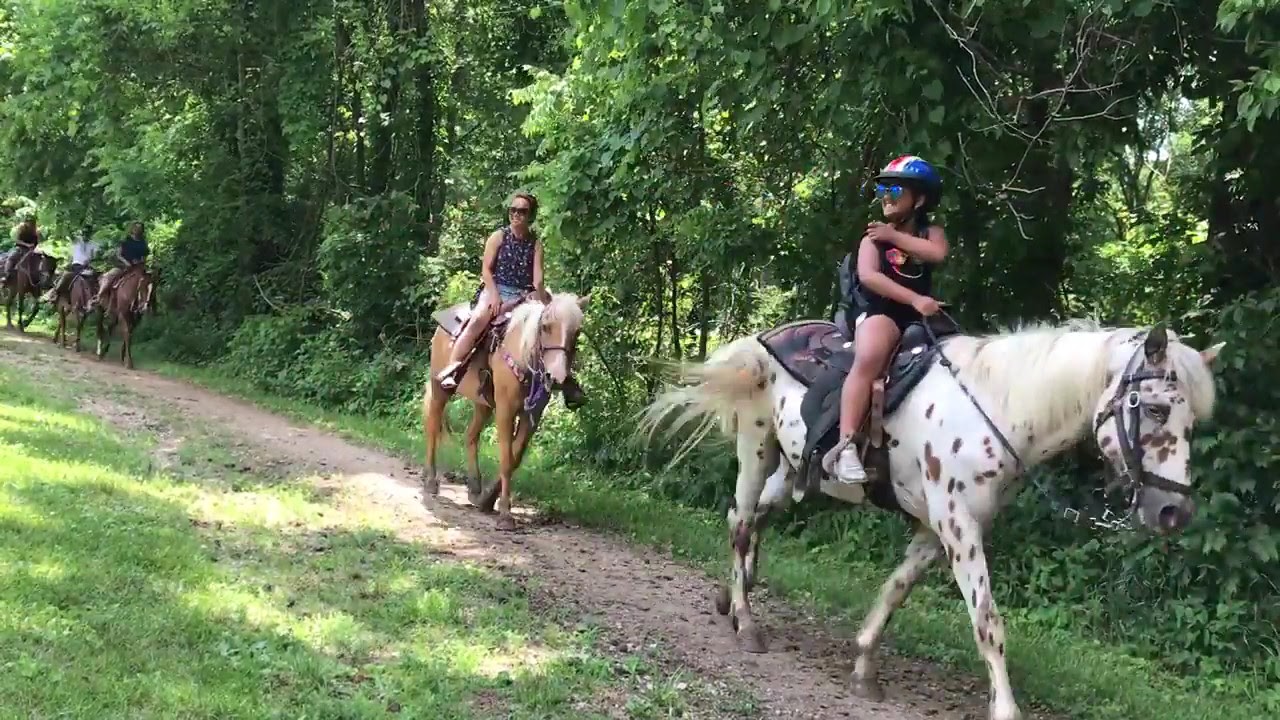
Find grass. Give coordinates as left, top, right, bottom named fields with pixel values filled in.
left=104, top=337, right=1280, bottom=720
left=0, top=359, right=724, bottom=719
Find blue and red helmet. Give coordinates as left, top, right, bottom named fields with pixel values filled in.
left=875, top=155, right=942, bottom=210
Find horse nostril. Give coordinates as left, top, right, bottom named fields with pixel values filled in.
left=1158, top=502, right=1193, bottom=532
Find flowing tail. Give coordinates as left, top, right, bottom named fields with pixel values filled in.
left=635, top=335, right=775, bottom=467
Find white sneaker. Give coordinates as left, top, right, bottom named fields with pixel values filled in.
left=834, top=445, right=867, bottom=483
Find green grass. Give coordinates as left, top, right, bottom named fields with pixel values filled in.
left=108, top=339, right=1280, bottom=720
left=0, top=360, right=721, bottom=719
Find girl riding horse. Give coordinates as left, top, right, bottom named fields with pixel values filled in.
left=824, top=155, right=949, bottom=484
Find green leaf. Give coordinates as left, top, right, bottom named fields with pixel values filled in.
left=923, top=79, right=943, bottom=101
left=529, top=6, right=542, bottom=18
left=928, top=105, right=946, bottom=125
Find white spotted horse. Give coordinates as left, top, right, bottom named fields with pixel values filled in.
left=638, top=314, right=1223, bottom=720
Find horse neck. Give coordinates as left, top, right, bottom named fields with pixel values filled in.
left=948, top=328, right=1123, bottom=466
left=499, top=303, right=543, bottom=366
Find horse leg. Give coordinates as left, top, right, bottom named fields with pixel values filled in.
left=716, top=419, right=775, bottom=653
left=849, top=523, right=942, bottom=701
left=96, top=312, right=109, bottom=359
left=492, top=399, right=518, bottom=530
left=74, top=311, right=85, bottom=352
left=54, top=305, right=65, bottom=345
left=121, top=317, right=133, bottom=368
left=463, top=403, right=494, bottom=504
left=511, top=413, right=535, bottom=468
left=421, top=380, right=449, bottom=496
left=945, top=513, right=1021, bottom=720
left=744, top=458, right=794, bottom=594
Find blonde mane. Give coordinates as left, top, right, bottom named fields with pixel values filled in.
left=505, top=292, right=585, bottom=367
left=942, top=319, right=1217, bottom=444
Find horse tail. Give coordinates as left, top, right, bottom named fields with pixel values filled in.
left=635, top=335, right=775, bottom=468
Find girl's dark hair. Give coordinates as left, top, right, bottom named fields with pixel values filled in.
left=16, top=220, right=37, bottom=245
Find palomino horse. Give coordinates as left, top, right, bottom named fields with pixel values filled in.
left=422, top=291, right=589, bottom=530
left=53, top=269, right=99, bottom=351
left=96, top=264, right=157, bottom=369
left=638, top=317, right=1223, bottom=720
left=2, top=250, right=57, bottom=330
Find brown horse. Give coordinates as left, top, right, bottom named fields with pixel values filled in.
left=53, top=270, right=100, bottom=351
left=422, top=290, right=589, bottom=530
left=96, top=264, right=157, bottom=369
left=3, top=249, right=57, bottom=330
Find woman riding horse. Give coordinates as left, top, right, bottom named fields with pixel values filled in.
left=95, top=222, right=149, bottom=310
left=3, top=217, right=42, bottom=283
left=436, top=191, right=586, bottom=409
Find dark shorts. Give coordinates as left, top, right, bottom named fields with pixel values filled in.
left=862, top=301, right=921, bottom=334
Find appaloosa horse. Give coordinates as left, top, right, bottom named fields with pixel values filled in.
left=53, top=268, right=99, bottom=351
left=638, top=317, right=1223, bottom=720
left=422, top=291, right=589, bottom=530
left=3, top=249, right=57, bottom=330
left=96, top=264, right=157, bottom=369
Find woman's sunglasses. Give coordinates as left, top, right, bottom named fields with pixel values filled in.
left=874, top=184, right=905, bottom=201
left=509, top=206, right=531, bottom=217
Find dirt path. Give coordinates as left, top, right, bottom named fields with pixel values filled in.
left=1, top=330, right=1045, bottom=720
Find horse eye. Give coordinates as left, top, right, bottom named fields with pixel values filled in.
left=541, top=323, right=551, bottom=332
left=1145, top=404, right=1171, bottom=423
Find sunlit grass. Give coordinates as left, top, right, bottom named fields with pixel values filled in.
left=0, top=360, right=708, bottom=719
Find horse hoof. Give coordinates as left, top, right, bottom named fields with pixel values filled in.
left=423, top=476, right=440, bottom=496
left=496, top=513, right=517, bottom=531
left=850, top=677, right=885, bottom=702
left=714, top=585, right=730, bottom=616
left=478, top=483, right=500, bottom=513
left=737, top=625, right=767, bottom=654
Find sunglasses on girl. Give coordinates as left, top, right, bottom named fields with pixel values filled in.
left=875, top=184, right=905, bottom=201
left=509, top=206, right=531, bottom=216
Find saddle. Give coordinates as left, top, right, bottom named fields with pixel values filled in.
left=431, top=294, right=530, bottom=404
left=756, top=313, right=960, bottom=511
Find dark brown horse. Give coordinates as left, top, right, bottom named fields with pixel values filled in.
left=3, top=249, right=57, bottom=330
left=96, top=264, right=157, bottom=369
left=53, top=270, right=100, bottom=351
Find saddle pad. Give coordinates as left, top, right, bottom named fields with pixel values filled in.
left=433, top=301, right=473, bottom=338
left=756, top=320, right=853, bottom=387
left=432, top=300, right=522, bottom=340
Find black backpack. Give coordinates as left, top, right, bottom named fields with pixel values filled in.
left=833, top=251, right=870, bottom=339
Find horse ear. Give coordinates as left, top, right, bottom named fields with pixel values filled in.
left=577, top=293, right=591, bottom=308
left=1144, top=322, right=1168, bottom=363
left=1200, top=341, right=1225, bottom=367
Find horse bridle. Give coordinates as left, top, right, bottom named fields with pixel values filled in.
left=1090, top=344, right=1194, bottom=514
left=928, top=318, right=1193, bottom=532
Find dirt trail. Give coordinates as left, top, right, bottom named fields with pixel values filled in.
left=1, top=330, right=1048, bottom=720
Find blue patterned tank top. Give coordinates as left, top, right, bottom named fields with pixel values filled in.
left=491, top=225, right=535, bottom=290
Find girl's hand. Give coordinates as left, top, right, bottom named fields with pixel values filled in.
left=912, top=295, right=941, bottom=316
left=865, top=222, right=899, bottom=244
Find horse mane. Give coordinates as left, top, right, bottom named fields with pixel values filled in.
left=506, top=292, right=584, bottom=367
left=945, top=319, right=1217, bottom=442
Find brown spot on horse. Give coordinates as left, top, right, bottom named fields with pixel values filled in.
left=924, top=442, right=942, bottom=482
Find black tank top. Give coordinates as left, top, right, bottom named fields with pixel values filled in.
left=865, top=225, right=933, bottom=310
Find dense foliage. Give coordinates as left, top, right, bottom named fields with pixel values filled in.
left=1, top=0, right=1277, bottom=702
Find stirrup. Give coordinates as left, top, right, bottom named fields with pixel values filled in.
left=437, top=361, right=463, bottom=390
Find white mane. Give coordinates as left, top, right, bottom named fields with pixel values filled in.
left=506, top=293, right=585, bottom=366
left=942, top=319, right=1217, bottom=444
